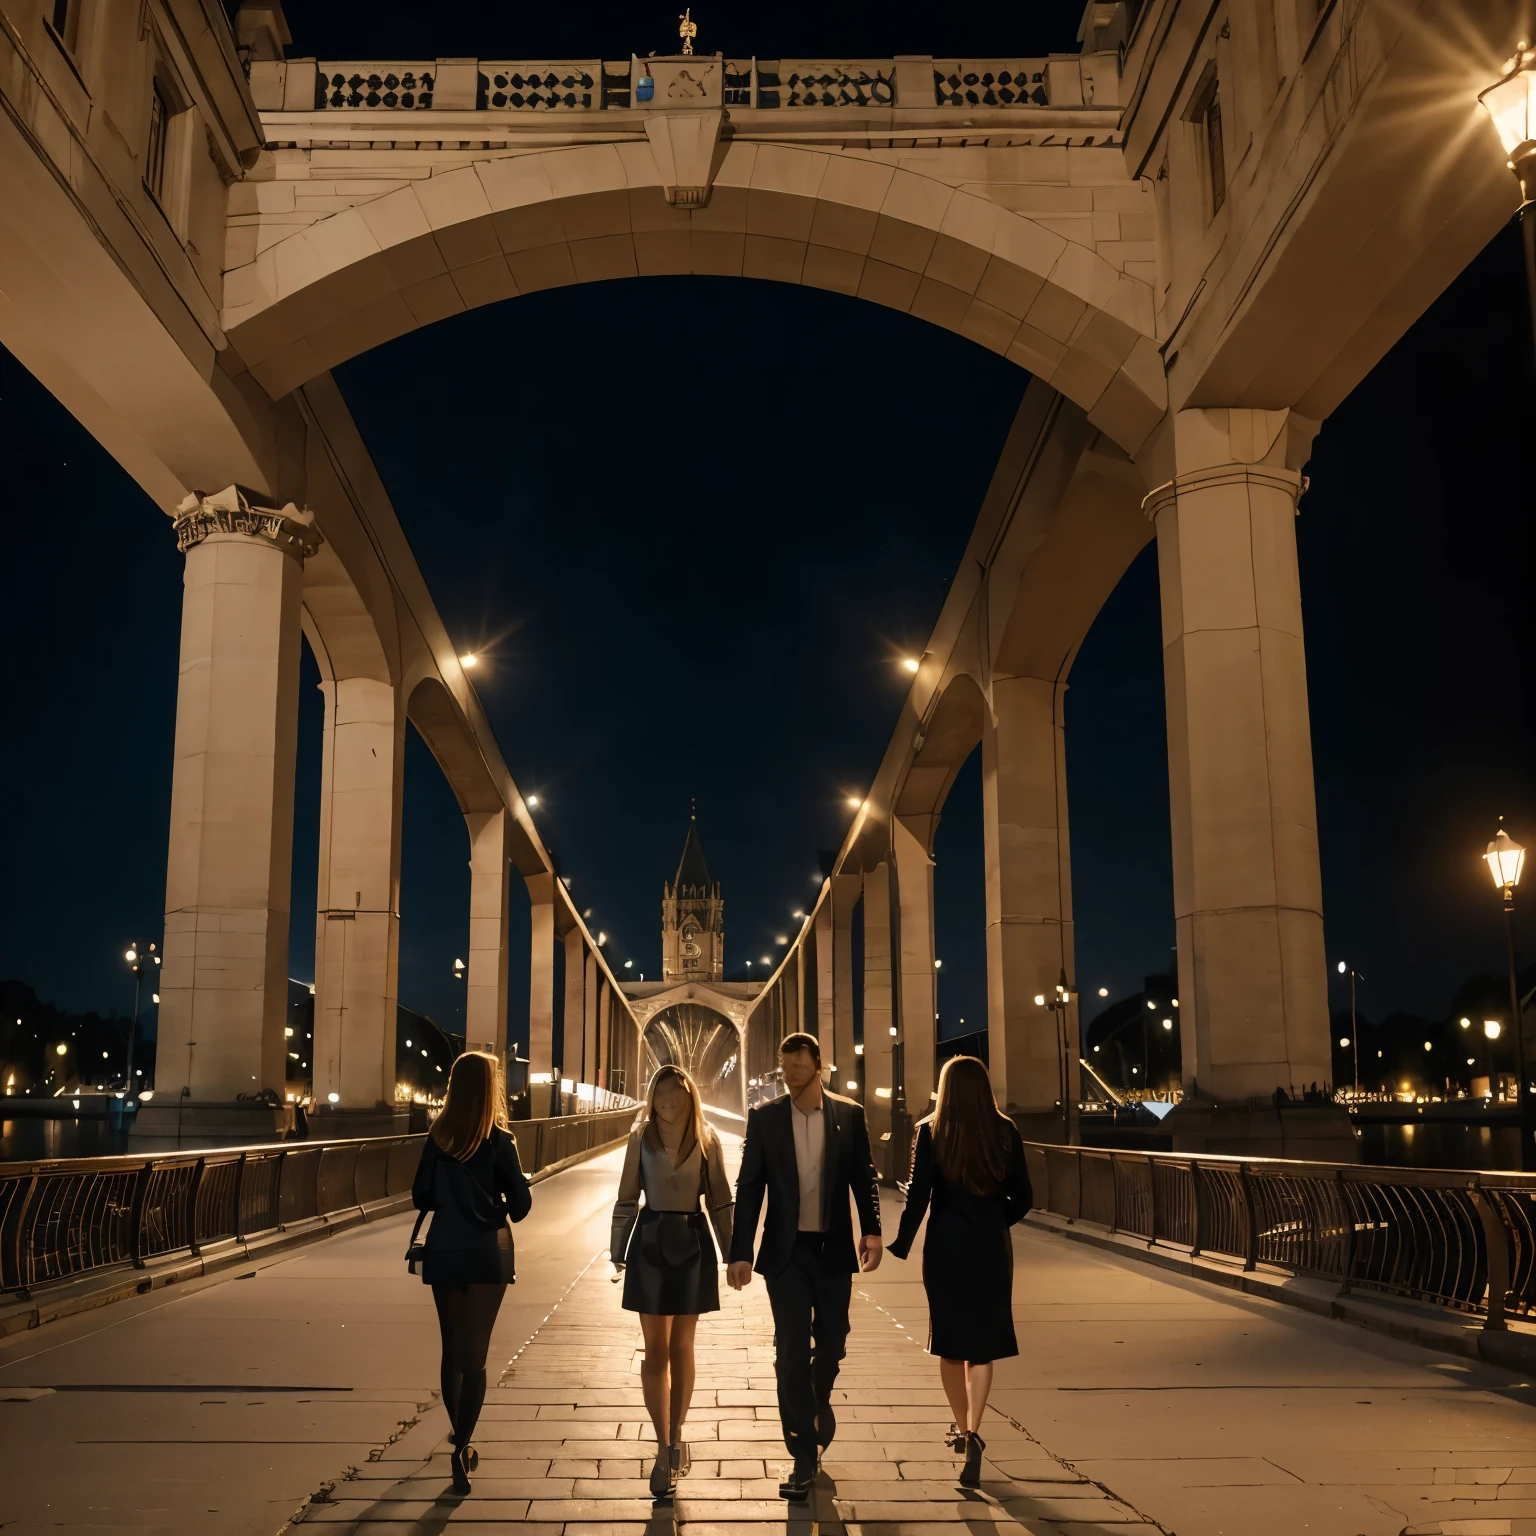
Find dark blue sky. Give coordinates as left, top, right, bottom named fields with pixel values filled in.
left=1, top=3, right=1532, bottom=1048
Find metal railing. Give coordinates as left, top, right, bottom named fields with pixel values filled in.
left=1023, top=1144, right=1536, bottom=1331
left=0, top=1107, right=637, bottom=1296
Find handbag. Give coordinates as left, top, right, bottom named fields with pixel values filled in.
left=405, top=1209, right=428, bottom=1274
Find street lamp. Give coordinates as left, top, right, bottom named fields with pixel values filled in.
left=1480, top=47, right=1536, bottom=354
left=1336, top=961, right=1363, bottom=1097
left=1483, top=821, right=1528, bottom=1165
left=1033, top=969, right=1078, bottom=1140
left=123, top=942, right=159, bottom=1103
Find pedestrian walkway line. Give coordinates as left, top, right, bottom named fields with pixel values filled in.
left=290, top=1263, right=1167, bottom=1534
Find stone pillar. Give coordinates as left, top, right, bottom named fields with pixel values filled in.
left=861, top=862, right=896, bottom=1156
left=562, top=927, right=585, bottom=1085
left=1145, top=408, right=1348, bottom=1158
left=583, top=950, right=599, bottom=1087
left=465, top=809, right=512, bottom=1062
left=831, top=876, right=859, bottom=1102
left=982, top=674, right=1077, bottom=1142
left=814, top=902, right=836, bottom=1083
left=311, top=675, right=403, bottom=1133
left=894, top=817, right=938, bottom=1117
left=142, top=486, right=319, bottom=1141
left=526, top=874, right=557, bottom=1084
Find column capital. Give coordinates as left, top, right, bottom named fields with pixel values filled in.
left=1140, top=462, right=1303, bottom=521
left=172, top=484, right=322, bottom=561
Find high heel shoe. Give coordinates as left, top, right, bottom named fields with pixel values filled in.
left=672, top=1442, right=690, bottom=1478
left=959, top=1431, right=985, bottom=1489
left=649, top=1447, right=676, bottom=1500
left=944, top=1422, right=965, bottom=1453
left=450, top=1444, right=473, bottom=1496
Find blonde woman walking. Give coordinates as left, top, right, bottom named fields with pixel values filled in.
left=888, top=1055, right=1032, bottom=1488
left=411, top=1051, right=532, bottom=1495
left=610, top=1066, right=734, bottom=1499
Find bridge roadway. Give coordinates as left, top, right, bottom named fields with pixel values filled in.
left=1, top=1135, right=1532, bottom=1536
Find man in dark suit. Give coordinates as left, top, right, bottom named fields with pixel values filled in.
left=728, top=1032, right=882, bottom=1500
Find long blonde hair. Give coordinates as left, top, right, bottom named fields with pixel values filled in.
left=430, top=1051, right=509, bottom=1160
left=642, top=1064, right=709, bottom=1167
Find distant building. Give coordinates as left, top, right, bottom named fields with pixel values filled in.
left=661, top=814, right=724, bottom=983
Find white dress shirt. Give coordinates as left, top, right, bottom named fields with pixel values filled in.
left=791, top=1097, right=826, bottom=1232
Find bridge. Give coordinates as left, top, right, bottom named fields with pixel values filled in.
left=3, top=1, right=1536, bottom=1528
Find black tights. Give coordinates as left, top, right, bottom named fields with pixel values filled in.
left=431, top=1282, right=507, bottom=1448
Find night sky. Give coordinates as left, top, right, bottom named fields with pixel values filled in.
left=1, top=1, right=1532, bottom=1054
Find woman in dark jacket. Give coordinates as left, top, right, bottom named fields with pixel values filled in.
left=412, top=1051, right=532, bottom=1494
left=889, top=1055, right=1032, bottom=1488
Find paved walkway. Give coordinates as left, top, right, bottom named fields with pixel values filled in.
left=2, top=1134, right=1534, bottom=1536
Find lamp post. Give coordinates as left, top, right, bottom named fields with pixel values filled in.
left=1483, top=822, right=1528, bottom=1167
left=1479, top=47, right=1536, bottom=351
left=1336, top=960, right=1363, bottom=1097
left=123, top=942, right=159, bottom=1104
left=1034, top=969, right=1079, bottom=1143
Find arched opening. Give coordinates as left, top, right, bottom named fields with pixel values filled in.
left=645, top=1003, right=742, bottom=1119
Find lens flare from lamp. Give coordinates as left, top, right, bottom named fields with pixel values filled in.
left=901, top=657, right=919, bottom=673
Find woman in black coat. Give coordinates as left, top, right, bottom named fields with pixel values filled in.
left=889, top=1055, right=1032, bottom=1488
left=411, top=1051, right=532, bottom=1494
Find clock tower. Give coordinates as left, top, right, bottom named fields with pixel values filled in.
left=662, top=813, right=723, bottom=982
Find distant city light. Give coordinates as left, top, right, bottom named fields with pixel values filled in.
left=775, top=935, right=788, bottom=945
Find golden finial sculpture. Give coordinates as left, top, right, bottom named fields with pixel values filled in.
left=678, top=7, right=697, bottom=55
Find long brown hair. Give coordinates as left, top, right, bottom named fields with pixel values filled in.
left=930, top=1055, right=1015, bottom=1194
left=430, top=1050, right=509, bottom=1160
left=642, top=1064, right=710, bottom=1168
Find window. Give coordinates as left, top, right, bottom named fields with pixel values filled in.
left=1204, top=87, right=1226, bottom=213
left=145, top=81, right=171, bottom=201
left=49, top=0, right=80, bottom=53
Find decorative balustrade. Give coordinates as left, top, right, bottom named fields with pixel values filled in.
left=1023, top=1143, right=1536, bottom=1330
left=0, top=1107, right=637, bottom=1296
left=252, top=57, right=1067, bottom=113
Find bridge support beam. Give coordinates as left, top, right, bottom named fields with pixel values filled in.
left=830, top=876, right=860, bottom=1105
left=526, top=876, right=557, bottom=1104
left=562, top=927, right=585, bottom=1089
left=1145, top=407, right=1353, bottom=1160
left=894, top=818, right=938, bottom=1121
left=983, top=674, right=1078, bottom=1143
left=140, top=488, right=317, bottom=1141
left=310, top=674, right=404, bottom=1135
left=861, top=863, right=896, bottom=1169
left=465, top=808, right=512, bottom=1063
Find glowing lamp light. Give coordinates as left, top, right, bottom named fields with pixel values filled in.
left=459, top=652, right=478, bottom=668
left=761, top=956, right=771, bottom=966
left=327, top=1092, right=340, bottom=1103
left=1339, top=1037, right=1351, bottom=1048
left=1484, top=1020, right=1503, bottom=1040
left=151, top=993, right=159, bottom=1004
left=846, top=797, right=863, bottom=810
left=560, top=1078, right=574, bottom=1093
left=854, top=1043, right=864, bottom=1056
left=1161, top=1018, right=1173, bottom=1031
left=1098, top=987, right=1109, bottom=997
left=845, top=1079, right=858, bottom=1091
left=874, top=1087, right=892, bottom=1098
left=901, top=656, right=920, bottom=674
left=1424, top=1041, right=1433, bottom=1052
left=792, top=910, right=805, bottom=919
left=1034, top=993, right=1046, bottom=1006
left=1337, top=961, right=1346, bottom=974
left=1479, top=49, right=1536, bottom=162
left=1460, top=1017, right=1472, bottom=1029
left=775, top=936, right=788, bottom=945
left=1485, top=826, right=1526, bottom=892
left=597, top=932, right=608, bottom=946
left=54, top=1042, right=67, bottom=1056
left=125, top=948, right=137, bottom=963
left=139, top=1090, right=153, bottom=1102
left=888, top=1025, right=898, bottom=1037
left=624, top=960, right=633, bottom=969
left=526, top=795, right=539, bottom=808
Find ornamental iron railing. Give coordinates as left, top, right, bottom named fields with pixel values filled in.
left=1022, top=1144, right=1536, bottom=1331
left=0, top=1107, right=637, bottom=1296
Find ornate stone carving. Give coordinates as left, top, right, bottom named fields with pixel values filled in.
left=172, top=485, right=322, bottom=560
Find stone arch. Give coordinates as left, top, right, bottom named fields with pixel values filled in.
left=223, top=142, right=1165, bottom=455
left=643, top=1002, right=745, bottom=1117
left=895, top=671, right=987, bottom=853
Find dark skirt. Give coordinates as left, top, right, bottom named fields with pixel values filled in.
left=922, top=1210, right=1017, bottom=1362
left=420, top=1225, right=515, bottom=1286
left=621, top=1210, right=719, bottom=1315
